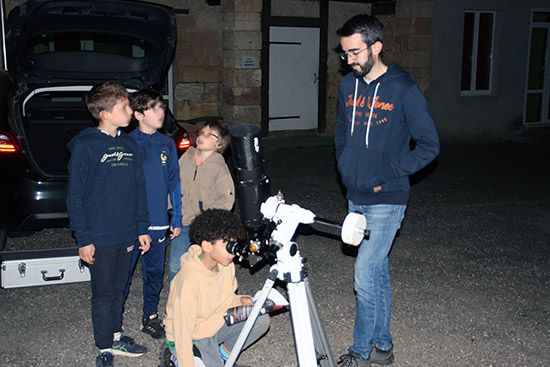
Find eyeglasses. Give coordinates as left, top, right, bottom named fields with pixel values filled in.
left=146, top=102, right=167, bottom=112
left=198, top=129, right=219, bottom=140
left=339, top=46, right=370, bottom=60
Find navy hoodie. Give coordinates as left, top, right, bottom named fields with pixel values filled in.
left=335, top=64, right=440, bottom=205
left=66, top=127, right=149, bottom=248
left=129, top=128, right=182, bottom=230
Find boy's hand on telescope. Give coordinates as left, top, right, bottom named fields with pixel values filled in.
left=138, top=234, right=152, bottom=254
left=239, top=296, right=255, bottom=306
left=170, top=226, right=182, bottom=240
left=79, top=244, right=95, bottom=264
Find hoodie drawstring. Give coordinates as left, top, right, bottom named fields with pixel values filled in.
left=365, top=82, right=380, bottom=149
left=351, top=78, right=359, bottom=136
left=351, top=78, right=380, bottom=149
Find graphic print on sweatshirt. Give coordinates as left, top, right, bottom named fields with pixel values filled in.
left=100, top=145, right=134, bottom=168
left=346, top=93, right=394, bottom=127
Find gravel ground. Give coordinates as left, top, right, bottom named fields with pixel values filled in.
left=1, top=140, right=549, bottom=367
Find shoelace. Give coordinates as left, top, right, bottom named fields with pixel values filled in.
left=337, top=353, right=359, bottom=367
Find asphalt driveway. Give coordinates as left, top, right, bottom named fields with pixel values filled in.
left=1, top=139, right=548, bottom=366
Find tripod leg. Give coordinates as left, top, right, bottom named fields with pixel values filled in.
left=305, top=279, right=336, bottom=367
left=287, top=281, right=318, bottom=367
left=225, top=272, right=277, bottom=367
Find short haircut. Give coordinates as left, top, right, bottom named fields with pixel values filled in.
left=189, top=209, right=245, bottom=245
left=198, top=119, right=231, bottom=153
left=130, top=89, right=163, bottom=115
left=86, top=82, right=129, bottom=121
left=336, top=14, right=384, bottom=47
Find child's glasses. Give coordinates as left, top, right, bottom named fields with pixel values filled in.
left=198, top=129, right=219, bottom=140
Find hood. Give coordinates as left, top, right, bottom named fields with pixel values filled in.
left=66, top=126, right=118, bottom=152
left=5, top=0, right=176, bottom=90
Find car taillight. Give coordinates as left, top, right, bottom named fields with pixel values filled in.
left=0, top=131, right=22, bottom=153
left=178, top=132, right=191, bottom=150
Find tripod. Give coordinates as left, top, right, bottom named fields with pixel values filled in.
left=226, top=195, right=365, bottom=367
left=226, top=241, right=336, bottom=367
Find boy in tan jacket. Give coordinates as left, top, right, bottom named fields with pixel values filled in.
left=164, top=209, right=270, bottom=367
left=168, top=120, right=235, bottom=281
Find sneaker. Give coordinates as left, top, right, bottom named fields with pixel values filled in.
left=96, top=351, right=114, bottom=367
left=112, top=335, right=147, bottom=357
left=142, top=313, right=165, bottom=339
left=370, top=346, right=394, bottom=365
left=337, top=352, right=371, bottom=367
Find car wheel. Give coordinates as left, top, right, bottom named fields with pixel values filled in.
left=0, top=229, right=7, bottom=251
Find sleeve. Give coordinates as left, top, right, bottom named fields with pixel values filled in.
left=384, top=84, right=440, bottom=180
left=167, top=140, right=182, bottom=228
left=173, top=283, right=200, bottom=367
left=206, top=163, right=235, bottom=211
left=334, top=82, right=348, bottom=162
left=170, top=181, right=183, bottom=228
left=66, top=141, right=93, bottom=247
left=132, top=141, right=150, bottom=235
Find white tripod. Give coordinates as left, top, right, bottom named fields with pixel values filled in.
left=225, top=194, right=366, bottom=367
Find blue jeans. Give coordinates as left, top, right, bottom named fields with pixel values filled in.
left=89, top=242, right=134, bottom=349
left=168, top=225, right=191, bottom=282
left=348, top=201, right=406, bottom=359
left=122, top=230, right=167, bottom=321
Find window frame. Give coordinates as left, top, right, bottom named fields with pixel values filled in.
left=460, top=10, right=497, bottom=96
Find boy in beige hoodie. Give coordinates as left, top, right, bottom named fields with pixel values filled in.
left=168, top=120, right=235, bottom=282
left=164, top=209, right=270, bottom=367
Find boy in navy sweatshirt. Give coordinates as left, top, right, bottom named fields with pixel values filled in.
left=67, top=82, right=152, bottom=367
left=334, top=15, right=439, bottom=367
left=122, top=89, right=182, bottom=339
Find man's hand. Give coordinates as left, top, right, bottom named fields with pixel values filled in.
left=170, top=226, right=182, bottom=240
left=138, top=234, right=152, bottom=255
left=79, top=244, right=96, bottom=265
left=239, top=296, right=254, bottom=306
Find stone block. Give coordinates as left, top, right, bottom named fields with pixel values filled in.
left=221, top=0, right=262, bottom=13
left=181, top=65, right=220, bottom=83
left=175, top=82, right=204, bottom=101
left=413, top=0, right=433, bottom=18
left=234, top=31, right=262, bottom=50
left=395, top=17, right=412, bottom=35
left=223, top=69, right=261, bottom=88
left=185, top=29, right=220, bottom=49
left=413, top=17, right=432, bottom=35
left=396, top=0, right=414, bottom=17
left=223, top=105, right=261, bottom=125
left=223, top=86, right=261, bottom=106
left=204, top=83, right=220, bottom=104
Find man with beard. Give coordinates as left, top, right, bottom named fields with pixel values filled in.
left=334, top=14, right=440, bottom=367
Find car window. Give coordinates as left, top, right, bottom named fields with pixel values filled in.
left=26, top=32, right=151, bottom=59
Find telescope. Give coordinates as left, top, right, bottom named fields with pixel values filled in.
left=229, top=123, right=368, bottom=265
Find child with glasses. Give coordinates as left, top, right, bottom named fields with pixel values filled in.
left=168, top=120, right=235, bottom=282
left=120, top=89, right=182, bottom=340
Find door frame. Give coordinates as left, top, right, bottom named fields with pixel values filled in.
left=261, top=0, right=328, bottom=136
left=523, top=8, right=550, bottom=126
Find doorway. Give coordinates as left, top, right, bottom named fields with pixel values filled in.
left=268, top=26, right=320, bottom=132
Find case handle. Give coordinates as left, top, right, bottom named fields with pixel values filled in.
left=41, top=269, right=65, bottom=282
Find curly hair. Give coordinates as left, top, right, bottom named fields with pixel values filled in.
left=189, top=209, right=245, bottom=245
left=130, top=89, right=163, bottom=115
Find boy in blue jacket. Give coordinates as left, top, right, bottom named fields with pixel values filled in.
left=335, top=14, right=439, bottom=367
left=67, top=82, right=152, bottom=367
left=123, top=89, right=182, bottom=339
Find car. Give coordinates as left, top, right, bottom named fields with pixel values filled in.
left=0, top=0, right=190, bottom=251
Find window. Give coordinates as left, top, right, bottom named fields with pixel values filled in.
left=26, top=32, right=150, bottom=59
left=461, top=11, right=496, bottom=94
